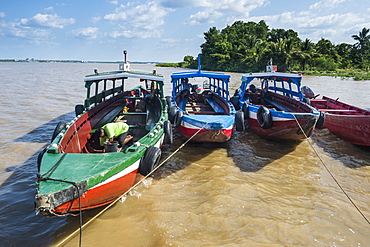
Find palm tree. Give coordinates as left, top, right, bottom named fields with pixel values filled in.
left=351, top=27, right=370, bottom=50
left=351, top=27, right=370, bottom=65
left=296, top=39, right=316, bottom=70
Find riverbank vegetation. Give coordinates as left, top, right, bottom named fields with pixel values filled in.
left=158, top=20, right=370, bottom=80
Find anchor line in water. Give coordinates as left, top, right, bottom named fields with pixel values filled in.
left=55, top=120, right=213, bottom=247
left=37, top=176, right=83, bottom=247
left=292, top=114, right=370, bottom=225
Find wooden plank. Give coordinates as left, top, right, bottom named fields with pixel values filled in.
left=205, top=98, right=224, bottom=113
left=263, top=98, right=289, bottom=111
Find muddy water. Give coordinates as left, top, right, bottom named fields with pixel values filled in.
left=0, top=62, right=369, bottom=246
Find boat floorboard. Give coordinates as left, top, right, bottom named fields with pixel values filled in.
left=185, top=101, right=214, bottom=114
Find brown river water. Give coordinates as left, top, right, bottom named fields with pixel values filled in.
left=0, top=62, right=369, bottom=246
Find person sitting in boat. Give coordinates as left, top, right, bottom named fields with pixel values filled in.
left=97, top=122, right=133, bottom=149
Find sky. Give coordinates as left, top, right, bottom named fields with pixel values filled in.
left=0, top=0, right=369, bottom=62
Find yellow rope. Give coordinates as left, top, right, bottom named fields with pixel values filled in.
left=292, top=114, right=370, bottom=225
left=55, top=121, right=209, bottom=247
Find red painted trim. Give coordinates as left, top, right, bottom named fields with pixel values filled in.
left=178, top=125, right=232, bottom=142
left=52, top=169, right=138, bottom=215
left=248, top=118, right=313, bottom=141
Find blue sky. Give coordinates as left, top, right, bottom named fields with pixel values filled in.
left=1, top=0, right=369, bottom=62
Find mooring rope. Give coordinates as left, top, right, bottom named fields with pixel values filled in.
left=55, top=121, right=211, bottom=247
left=292, top=114, right=370, bottom=225
left=37, top=176, right=83, bottom=247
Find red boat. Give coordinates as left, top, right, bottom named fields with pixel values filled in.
left=310, top=96, right=370, bottom=146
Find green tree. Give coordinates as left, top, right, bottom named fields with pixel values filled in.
left=351, top=27, right=370, bottom=68
left=352, top=27, right=370, bottom=50
left=294, top=38, right=317, bottom=70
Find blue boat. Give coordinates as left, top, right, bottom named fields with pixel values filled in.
left=231, top=63, right=322, bottom=141
left=168, top=55, right=240, bottom=142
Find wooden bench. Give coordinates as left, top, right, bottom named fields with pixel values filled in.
left=205, top=98, right=224, bottom=113
left=263, top=98, right=290, bottom=112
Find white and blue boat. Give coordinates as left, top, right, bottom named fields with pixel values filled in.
left=231, top=63, right=322, bottom=141
left=168, top=56, right=240, bottom=143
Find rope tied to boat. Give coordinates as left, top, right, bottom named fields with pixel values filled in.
left=55, top=120, right=212, bottom=247
left=292, top=114, right=370, bottom=225
left=37, top=152, right=84, bottom=247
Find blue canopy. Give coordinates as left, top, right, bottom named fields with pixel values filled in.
left=241, top=72, right=302, bottom=87
left=171, top=70, right=230, bottom=80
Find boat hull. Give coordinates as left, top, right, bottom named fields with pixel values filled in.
left=247, top=108, right=317, bottom=141
left=323, top=114, right=370, bottom=146
left=310, top=96, right=370, bottom=146
left=37, top=164, right=139, bottom=216
left=178, top=114, right=234, bottom=142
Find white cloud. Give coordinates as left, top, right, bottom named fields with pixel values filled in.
left=91, top=16, right=102, bottom=23
left=44, top=7, right=54, bottom=13
left=0, top=20, right=52, bottom=41
left=109, top=0, right=119, bottom=5
left=20, top=13, right=75, bottom=29
left=0, top=12, right=5, bottom=18
left=104, top=2, right=169, bottom=29
left=188, top=10, right=223, bottom=25
left=104, top=1, right=170, bottom=38
left=248, top=9, right=366, bottom=44
left=108, top=28, right=163, bottom=38
left=161, top=38, right=180, bottom=47
left=309, top=0, right=348, bottom=10
left=160, top=0, right=200, bottom=8
left=71, top=27, right=99, bottom=39
left=185, top=0, right=267, bottom=25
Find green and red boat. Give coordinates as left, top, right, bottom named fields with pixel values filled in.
left=35, top=54, right=171, bottom=217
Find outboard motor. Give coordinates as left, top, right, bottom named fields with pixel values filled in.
left=301, top=86, right=315, bottom=99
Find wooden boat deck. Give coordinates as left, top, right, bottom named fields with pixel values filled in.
left=185, top=101, right=216, bottom=115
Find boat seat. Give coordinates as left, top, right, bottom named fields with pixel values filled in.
left=263, top=98, right=289, bottom=111
left=178, top=98, right=188, bottom=110
left=205, top=98, right=224, bottom=113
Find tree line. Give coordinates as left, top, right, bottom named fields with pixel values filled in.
left=158, top=20, right=370, bottom=79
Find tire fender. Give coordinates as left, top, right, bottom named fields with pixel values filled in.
left=164, top=120, right=173, bottom=144
left=257, top=106, right=273, bottom=129
left=75, top=104, right=84, bottom=117
left=230, top=96, right=240, bottom=110
left=235, top=111, right=245, bottom=131
left=51, top=122, right=67, bottom=142
left=139, top=146, right=162, bottom=176
left=174, top=110, right=183, bottom=128
left=242, top=103, right=249, bottom=119
left=165, top=96, right=172, bottom=108
left=168, top=106, right=177, bottom=124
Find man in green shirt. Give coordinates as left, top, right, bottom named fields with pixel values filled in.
left=97, top=122, right=130, bottom=147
